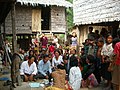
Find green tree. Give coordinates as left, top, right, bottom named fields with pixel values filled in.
left=66, top=0, right=74, bottom=31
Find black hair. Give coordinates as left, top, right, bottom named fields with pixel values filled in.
left=29, top=50, right=34, bottom=56
left=70, top=56, right=78, bottom=67
left=105, top=34, right=112, bottom=44
left=81, top=48, right=85, bottom=51
left=0, top=47, right=3, bottom=50
left=80, top=55, right=87, bottom=66
left=97, top=38, right=104, bottom=43
left=87, top=55, right=95, bottom=64
left=95, top=30, right=99, bottom=33
left=89, top=27, right=93, bottom=30
left=106, top=34, right=112, bottom=39
left=57, top=64, right=65, bottom=70
left=43, top=54, right=49, bottom=59
left=63, top=55, right=69, bottom=60
left=65, top=49, right=69, bottom=52
left=28, top=55, right=35, bottom=60
left=100, top=28, right=108, bottom=37
left=59, top=49, right=63, bottom=55
left=117, top=28, right=120, bottom=38
left=112, top=38, right=120, bottom=46
left=54, top=49, right=61, bottom=55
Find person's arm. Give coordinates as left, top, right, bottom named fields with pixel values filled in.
left=113, top=44, right=119, bottom=61
left=32, top=62, right=37, bottom=75
left=46, top=37, right=48, bottom=43
left=20, top=62, right=25, bottom=75
left=69, top=68, right=74, bottom=86
left=48, top=61, right=52, bottom=74
left=40, top=37, right=43, bottom=42
left=107, top=44, right=113, bottom=56
left=101, top=44, right=105, bottom=63
left=52, top=58, right=55, bottom=67
left=38, top=61, right=46, bottom=76
left=101, top=44, right=104, bottom=56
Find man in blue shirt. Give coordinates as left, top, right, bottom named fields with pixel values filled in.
left=37, top=54, right=52, bottom=82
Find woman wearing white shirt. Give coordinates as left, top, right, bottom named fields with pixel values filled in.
left=52, top=50, right=63, bottom=70
left=52, top=35, right=59, bottom=48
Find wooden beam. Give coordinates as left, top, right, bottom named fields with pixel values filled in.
left=3, top=22, right=6, bottom=41
left=0, top=24, right=2, bottom=47
left=0, top=0, right=16, bottom=2
left=11, top=2, right=17, bottom=53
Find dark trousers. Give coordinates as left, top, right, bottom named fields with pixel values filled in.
left=35, top=72, right=52, bottom=82
left=93, top=67, right=101, bottom=84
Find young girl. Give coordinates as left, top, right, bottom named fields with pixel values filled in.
left=69, top=56, right=82, bottom=90
left=101, top=34, right=113, bottom=90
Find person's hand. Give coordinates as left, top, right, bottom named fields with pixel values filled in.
left=24, top=74, right=29, bottom=82
left=45, top=75, right=49, bottom=79
left=61, top=63, right=64, bottom=66
left=29, top=74, right=34, bottom=81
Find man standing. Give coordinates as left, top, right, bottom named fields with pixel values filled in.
left=11, top=53, right=22, bottom=87
left=88, top=27, right=95, bottom=40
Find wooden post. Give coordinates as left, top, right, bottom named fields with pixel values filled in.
left=65, top=8, right=67, bottom=42
left=0, top=24, right=2, bottom=47
left=11, top=3, right=17, bottom=53
left=3, top=21, right=6, bottom=41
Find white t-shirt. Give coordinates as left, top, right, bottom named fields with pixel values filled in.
left=101, top=43, right=113, bottom=56
left=52, top=55, right=63, bottom=67
left=20, top=61, right=37, bottom=75
left=53, top=38, right=59, bottom=48
left=69, top=66, right=82, bottom=90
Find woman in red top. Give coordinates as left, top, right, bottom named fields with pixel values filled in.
left=112, top=39, right=120, bottom=90
left=48, top=43, right=55, bottom=57
left=112, top=28, right=120, bottom=90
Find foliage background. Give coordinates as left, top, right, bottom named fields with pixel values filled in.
left=66, top=0, right=74, bottom=31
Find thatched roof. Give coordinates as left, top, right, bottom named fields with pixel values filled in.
left=73, top=0, right=120, bottom=25
left=17, top=0, right=72, bottom=8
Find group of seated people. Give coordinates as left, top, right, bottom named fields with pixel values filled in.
left=19, top=48, right=99, bottom=90
left=19, top=49, right=84, bottom=90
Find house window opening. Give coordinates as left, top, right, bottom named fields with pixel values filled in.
left=41, top=6, right=50, bottom=30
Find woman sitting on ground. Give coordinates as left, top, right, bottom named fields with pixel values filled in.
left=82, top=55, right=98, bottom=88
left=68, top=56, right=82, bottom=90
left=52, top=50, right=63, bottom=71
